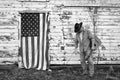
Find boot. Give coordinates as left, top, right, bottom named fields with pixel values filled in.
left=81, top=70, right=88, bottom=75
left=89, top=73, right=94, bottom=78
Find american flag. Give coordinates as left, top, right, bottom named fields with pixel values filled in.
left=21, top=13, right=49, bottom=70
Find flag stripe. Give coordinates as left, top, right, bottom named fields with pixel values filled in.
left=41, top=13, right=45, bottom=70
left=33, top=37, right=38, bottom=68
left=46, top=13, right=49, bottom=69
left=31, top=37, right=35, bottom=68
left=36, top=36, right=40, bottom=68
left=28, top=37, right=32, bottom=68
left=37, top=13, right=43, bottom=70
left=43, top=13, right=47, bottom=70
left=46, top=14, right=49, bottom=69
left=25, top=37, right=29, bottom=68
left=22, top=37, right=27, bottom=68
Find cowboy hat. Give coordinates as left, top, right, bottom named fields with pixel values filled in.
left=74, top=22, right=83, bottom=33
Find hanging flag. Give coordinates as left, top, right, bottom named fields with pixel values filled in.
left=21, top=13, right=49, bottom=70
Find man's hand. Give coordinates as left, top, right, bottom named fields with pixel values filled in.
left=85, top=55, right=89, bottom=60
left=91, top=46, right=95, bottom=51
left=101, top=45, right=106, bottom=50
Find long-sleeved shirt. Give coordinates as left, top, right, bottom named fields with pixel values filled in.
left=75, top=29, right=94, bottom=52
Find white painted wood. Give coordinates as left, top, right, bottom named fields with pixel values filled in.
left=49, top=7, right=120, bottom=64
left=1, top=0, right=120, bottom=65
left=0, top=57, right=18, bottom=63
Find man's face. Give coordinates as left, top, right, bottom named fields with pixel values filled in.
left=77, top=26, right=83, bottom=33
left=80, top=27, right=84, bottom=32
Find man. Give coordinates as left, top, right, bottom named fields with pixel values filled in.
left=74, top=22, right=95, bottom=77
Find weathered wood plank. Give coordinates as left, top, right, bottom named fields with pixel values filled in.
left=0, top=57, right=18, bottom=63
left=0, top=29, right=18, bottom=32
left=96, top=61, right=120, bottom=64
left=49, top=7, right=120, bottom=64
left=20, top=2, right=48, bottom=8
left=50, top=61, right=65, bottom=64
left=0, top=44, right=18, bottom=46
left=0, top=26, right=18, bottom=29
left=51, top=0, right=120, bottom=7
left=51, top=60, right=120, bottom=65
left=0, top=1, right=21, bottom=8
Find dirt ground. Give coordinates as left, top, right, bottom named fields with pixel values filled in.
left=0, top=65, right=120, bottom=80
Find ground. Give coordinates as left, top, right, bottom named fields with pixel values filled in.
left=0, top=65, right=120, bottom=80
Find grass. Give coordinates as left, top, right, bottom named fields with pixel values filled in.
left=0, top=65, right=120, bottom=80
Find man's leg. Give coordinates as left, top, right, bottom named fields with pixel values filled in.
left=87, top=50, right=94, bottom=77
left=80, top=52, right=87, bottom=75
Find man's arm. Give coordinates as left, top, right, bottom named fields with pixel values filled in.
left=74, top=34, right=78, bottom=53
left=88, top=30, right=95, bottom=50
left=75, top=34, right=78, bottom=49
left=85, top=30, right=95, bottom=60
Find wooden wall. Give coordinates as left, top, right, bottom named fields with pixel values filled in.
left=0, top=10, right=20, bottom=64
left=49, top=7, right=94, bottom=64
left=96, top=8, right=120, bottom=64
left=0, top=0, right=120, bottom=65
left=49, top=7, right=120, bottom=64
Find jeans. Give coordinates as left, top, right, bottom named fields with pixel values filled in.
left=80, top=49, right=94, bottom=75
